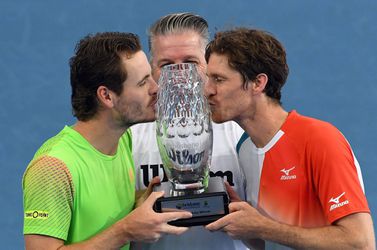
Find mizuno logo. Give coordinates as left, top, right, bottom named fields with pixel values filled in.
left=280, top=167, right=297, bottom=180
left=329, top=192, right=345, bottom=204
left=280, top=167, right=295, bottom=176
left=329, top=192, right=349, bottom=211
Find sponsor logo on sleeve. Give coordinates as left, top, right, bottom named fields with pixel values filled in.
left=329, top=192, right=349, bottom=211
left=25, top=210, right=49, bottom=219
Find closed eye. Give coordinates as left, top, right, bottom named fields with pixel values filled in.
left=213, top=75, right=225, bottom=83
left=139, top=79, right=147, bottom=86
left=184, top=60, right=199, bottom=65
left=158, top=60, right=174, bottom=68
left=160, top=62, right=172, bottom=68
left=137, top=75, right=150, bottom=86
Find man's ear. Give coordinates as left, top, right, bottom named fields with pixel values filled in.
left=97, top=86, right=115, bottom=108
left=251, top=73, right=268, bottom=94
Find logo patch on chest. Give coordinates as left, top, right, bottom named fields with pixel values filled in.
left=280, top=166, right=297, bottom=180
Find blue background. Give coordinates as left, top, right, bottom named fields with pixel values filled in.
left=1, top=0, right=376, bottom=248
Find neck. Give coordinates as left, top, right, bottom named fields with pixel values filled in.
left=73, top=115, right=128, bottom=155
left=237, top=101, right=288, bottom=148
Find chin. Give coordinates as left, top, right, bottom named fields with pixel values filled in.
left=132, top=115, right=156, bottom=126
left=211, top=115, right=228, bottom=124
left=142, top=116, right=156, bottom=123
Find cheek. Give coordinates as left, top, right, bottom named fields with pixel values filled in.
left=221, top=89, right=249, bottom=115
left=129, top=94, right=147, bottom=108
left=121, top=97, right=143, bottom=116
left=119, top=91, right=144, bottom=110
left=220, top=87, right=241, bottom=104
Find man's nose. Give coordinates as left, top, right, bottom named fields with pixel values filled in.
left=150, top=78, right=159, bottom=95
left=204, top=79, right=215, bottom=98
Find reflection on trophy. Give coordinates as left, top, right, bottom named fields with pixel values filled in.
left=154, top=63, right=229, bottom=226
left=156, top=63, right=212, bottom=194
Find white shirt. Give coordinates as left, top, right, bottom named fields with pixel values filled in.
left=131, top=121, right=247, bottom=250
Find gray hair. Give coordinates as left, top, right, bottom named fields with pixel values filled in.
left=148, top=12, right=209, bottom=54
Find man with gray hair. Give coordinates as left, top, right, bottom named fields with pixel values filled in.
left=131, top=13, right=247, bottom=249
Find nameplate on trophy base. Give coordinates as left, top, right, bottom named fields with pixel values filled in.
left=153, top=177, right=229, bottom=227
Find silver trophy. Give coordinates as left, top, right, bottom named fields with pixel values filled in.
left=156, top=63, right=212, bottom=194
left=154, top=63, right=229, bottom=226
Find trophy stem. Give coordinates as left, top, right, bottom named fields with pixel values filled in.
left=171, top=181, right=206, bottom=196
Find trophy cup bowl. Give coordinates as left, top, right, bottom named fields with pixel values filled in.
left=156, top=63, right=212, bottom=194
left=153, top=63, right=229, bottom=226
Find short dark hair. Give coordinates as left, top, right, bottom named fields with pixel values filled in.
left=148, top=12, right=209, bottom=55
left=69, top=32, right=141, bottom=121
left=205, top=28, right=289, bottom=103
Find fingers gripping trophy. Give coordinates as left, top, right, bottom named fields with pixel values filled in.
left=154, top=63, right=229, bottom=226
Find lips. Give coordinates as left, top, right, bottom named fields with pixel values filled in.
left=149, top=98, right=157, bottom=107
left=208, top=101, right=216, bottom=108
left=149, top=98, right=158, bottom=112
left=208, top=104, right=216, bottom=113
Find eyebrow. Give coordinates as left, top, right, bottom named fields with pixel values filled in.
left=208, top=72, right=225, bottom=78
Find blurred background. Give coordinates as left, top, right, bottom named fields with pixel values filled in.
left=1, top=0, right=376, bottom=248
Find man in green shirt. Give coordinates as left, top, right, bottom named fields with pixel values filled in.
left=23, top=32, right=192, bottom=250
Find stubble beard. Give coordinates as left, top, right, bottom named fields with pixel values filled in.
left=116, top=104, right=155, bottom=128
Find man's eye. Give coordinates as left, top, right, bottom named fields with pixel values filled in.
left=185, top=60, right=198, bottom=65
left=160, top=63, right=172, bottom=68
left=214, top=77, right=224, bottom=82
left=138, top=79, right=147, bottom=86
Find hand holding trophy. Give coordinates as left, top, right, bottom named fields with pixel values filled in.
left=154, top=63, right=229, bottom=226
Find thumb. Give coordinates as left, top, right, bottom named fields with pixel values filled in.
left=225, top=181, right=241, bottom=202
left=228, top=201, right=245, bottom=213
left=143, top=191, right=165, bottom=208
left=145, top=176, right=161, bottom=197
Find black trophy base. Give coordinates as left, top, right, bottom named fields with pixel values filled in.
left=153, top=176, right=229, bottom=227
